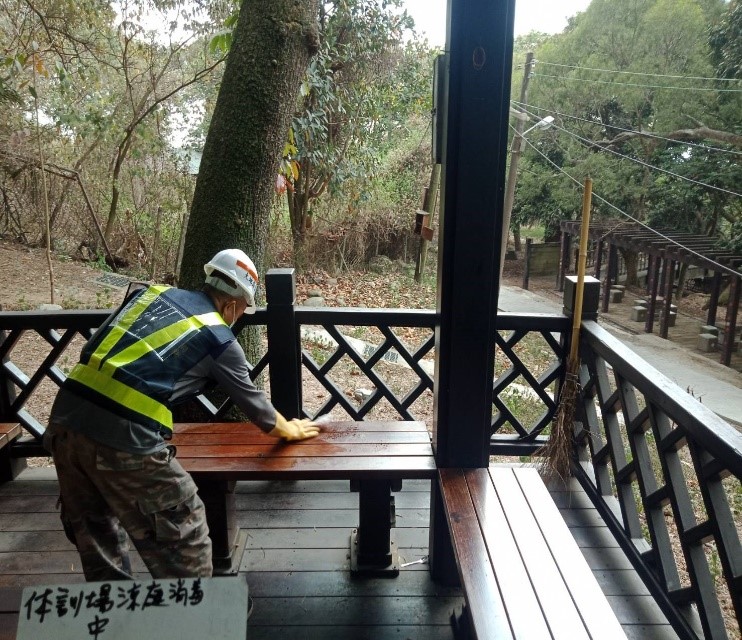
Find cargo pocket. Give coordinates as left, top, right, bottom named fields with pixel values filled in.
left=137, top=478, right=199, bottom=543
left=95, top=445, right=145, bottom=472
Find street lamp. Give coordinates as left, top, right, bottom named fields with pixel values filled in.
left=520, top=116, right=554, bottom=145
left=500, top=114, right=555, bottom=277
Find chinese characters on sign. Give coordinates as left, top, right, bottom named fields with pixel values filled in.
left=18, top=577, right=247, bottom=640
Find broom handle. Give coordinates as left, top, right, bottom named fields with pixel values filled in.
left=569, top=177, right=593, bottom=363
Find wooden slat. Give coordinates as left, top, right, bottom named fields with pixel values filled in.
left=464, top=468, right=551, bottom=637
left=173, top=421, right=429, bottom=435
left=245, top=625, right=457, bottom=640
left=0, top=513, right=61, bottom=532
left=237, top=507, right=429, bottom=529
left=248, top=595, right=460, bottom=626
left=175, top=431, right=430, bottom=445
left=489, top=467, right=590, bottom=639
left=182, top=456, right=436, bottom=479
left=438, top=468, right=513, bottom=640
left=0, top=531, right=72, bottom=552
left=236, top=490, right=428, bottom=510
left=0, top=424, right=21, bottom=450
left=174, top=443, right=433, bottom=458
left=245, top=527, right=429, bottom=550
left=248, top=570, right=461, bottom=598
left=0, top=573, right=150, bottom=588
left=0, top=551, right=148, bottom=574
left=514, top=468, right=628, bottom=639
left=0, top=496, right=57, bottom=513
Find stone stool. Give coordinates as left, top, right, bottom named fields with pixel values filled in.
left=631, top=306, right=647, bottom=322
left=697, top=333, right=717, bottom=352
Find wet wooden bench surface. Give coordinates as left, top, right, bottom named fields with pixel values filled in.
left=172, top=420, right=436, bottom=575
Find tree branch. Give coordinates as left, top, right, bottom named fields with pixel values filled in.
left=598, top=126, right=742, bottom=149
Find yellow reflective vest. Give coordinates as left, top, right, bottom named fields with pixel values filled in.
left=65, top=285, right=233, bottom=435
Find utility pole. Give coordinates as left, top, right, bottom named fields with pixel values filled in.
left=414, top=164, right=441, bottom=284
left=500, top=52, right=534, bottom=279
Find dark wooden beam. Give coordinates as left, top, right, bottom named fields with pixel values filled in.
left=434, top=0, right=515, bottom=468
left=431, top=0, right=516, bottom=585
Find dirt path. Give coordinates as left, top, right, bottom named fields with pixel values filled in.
left=0, top=240, right=126, bottom=310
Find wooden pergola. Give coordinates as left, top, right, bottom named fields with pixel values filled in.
left=559, top=220, right=742, bottom=366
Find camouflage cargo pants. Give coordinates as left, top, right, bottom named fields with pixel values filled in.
left=44, top=424, right=212, bottom=581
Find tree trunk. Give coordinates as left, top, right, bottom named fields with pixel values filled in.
left=513, top=225, right=522, bottom=251
left=181, top=0, right=320, bottom=290
left=288, top=152, right=318, bottom=266
left=621, top=248, right=639, bottom=286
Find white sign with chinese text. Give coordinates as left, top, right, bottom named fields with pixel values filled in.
left=17, top=577, right=248, bottom=640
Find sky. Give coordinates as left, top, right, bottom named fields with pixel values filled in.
left=404, top=0, right=593, bottom=46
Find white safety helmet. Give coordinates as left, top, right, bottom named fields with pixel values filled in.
left=204, top=249, right=259, bottom=314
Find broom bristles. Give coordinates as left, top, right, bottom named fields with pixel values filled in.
left=538, top=367, right=579, bottom=485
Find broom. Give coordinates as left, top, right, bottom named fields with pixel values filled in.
left=539, top=177, right=593, bottom=484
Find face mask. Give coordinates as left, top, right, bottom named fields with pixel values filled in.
left=224, top=302, right=237, bottom=327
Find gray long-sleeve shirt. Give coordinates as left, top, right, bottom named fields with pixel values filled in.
left=50, top=338, right=277, bottom=454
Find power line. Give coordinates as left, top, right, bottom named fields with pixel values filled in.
left=533, top=73, right=742, bottom=93
left=535, top=60, right=742, bottom=83
left=512, top=100, right=742, bottom=158
left=514, top=128, right=741, bottom=278
left=515, top=103, right=742, bottom=198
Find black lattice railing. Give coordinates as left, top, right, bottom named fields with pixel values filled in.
left=491, top=312, right=570, bottom=453
left=577, top=320, right=742, bottom=640
left=0, top=310, right=106, bottom=438
left=296, top=308, right=436, bottom=421
left=0, top=305, right=567, bottom=444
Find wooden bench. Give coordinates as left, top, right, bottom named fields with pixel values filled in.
left=439, top=466, right=627, bottom=639
left=172, top=420, right=436, bottom=576
left=0, top=424, right=23, bottom=483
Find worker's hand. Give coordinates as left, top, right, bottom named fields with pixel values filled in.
left=269, top=412, right=321, bottom=441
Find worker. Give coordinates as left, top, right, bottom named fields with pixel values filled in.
left=44, top=248, right=320, bottom=582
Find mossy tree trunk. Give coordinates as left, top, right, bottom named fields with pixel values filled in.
left=178, top=0, right=318, bottom=384
left=180, top=0, right=320, bottom=290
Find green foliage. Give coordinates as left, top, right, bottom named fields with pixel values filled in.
left=709, top=0, right=742, bottom=80
left=283, top=0, right=435, bottom=251
left=0, top=0, right=226, bottom=275
left=511, top=0, right=740, bottom=245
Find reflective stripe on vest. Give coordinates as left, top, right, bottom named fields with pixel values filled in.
left=67, top=287, right=227, bottom=432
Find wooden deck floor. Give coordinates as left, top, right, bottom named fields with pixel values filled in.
left=0, top=465, right=681, bottom=639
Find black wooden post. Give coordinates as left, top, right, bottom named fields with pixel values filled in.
left=429, top=0, right=516, bottom=584
left=644, top=253, right=659, bottom=295
left=558, top=231, right=571, bottom=292
left=593, top=239, right=604, bottom=280
left=707, top=271, right=722, bottom=327
left=197, top=478, right=239, bottom=575
left=265, top=269, right=302, bottom=419
left=645, top=256, right=662, bottom=334
left=721, top=275, right=740, bottom=367
left=0, top=330, right=16, bottom=422
left=522, top=238, right=533, bottom=290
left=659, top=259, right=675, bottom=339
left=563, top=275, right=600, bottom=322
left=601, top=243, right=618, bottom=313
